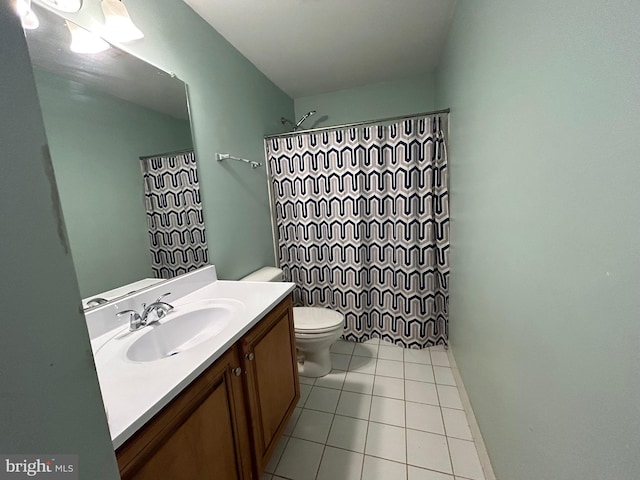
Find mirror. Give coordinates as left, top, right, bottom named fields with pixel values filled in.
left=24, top=4, right=195, bottom=308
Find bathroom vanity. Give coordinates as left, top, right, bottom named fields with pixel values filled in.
left=23, top=6, right=298, bottom=477
left=86, top=267, right=298, bottom=479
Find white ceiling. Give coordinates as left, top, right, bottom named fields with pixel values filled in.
left=182, top=0, right=456, bottom=99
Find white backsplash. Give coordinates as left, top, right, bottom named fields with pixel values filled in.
left=84, top=266, right=218, bottom=340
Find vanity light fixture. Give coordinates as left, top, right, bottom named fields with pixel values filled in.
left=66, top=20, right=110, bottom=54
left=101, top=0, right=144, bottom=43
left=38, top=0, right=83, bottom=13
left=16, top=0, right=39, bottom=30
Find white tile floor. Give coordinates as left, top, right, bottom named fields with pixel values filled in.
left=261, top=338, right=486, bottom=480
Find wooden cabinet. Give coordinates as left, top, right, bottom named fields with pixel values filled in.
left=116, top=295, right=298, bottom=480
left=241, top=295, right=300, bottom=473
left=116, top=345, right=252, bottom=480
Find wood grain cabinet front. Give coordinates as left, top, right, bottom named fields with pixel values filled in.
left=241, top=295, right=300, bottom=474
left=115, top=294, right=298, bottom=480
left=116, top=344, right=252, bottom=480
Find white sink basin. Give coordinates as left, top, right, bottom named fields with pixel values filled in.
left=126, top=302, right=239, bottom=363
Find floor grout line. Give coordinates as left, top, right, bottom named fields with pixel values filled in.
left=312, top=412, right=334, bottom=480
left=359, top=351, right=374, bottom=480
left=290, top=414, right=481, bottom=446
left=279, top=343, right=483, bottom=480
left=404, top=363, right=409, bottom=478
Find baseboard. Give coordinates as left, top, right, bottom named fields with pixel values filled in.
left=446, top=345, right=497, bottom=480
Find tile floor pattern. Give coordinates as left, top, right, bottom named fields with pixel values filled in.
left=261, top=338, right=485, bottom=480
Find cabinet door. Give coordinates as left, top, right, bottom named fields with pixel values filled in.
left=117, top=346, right=253, bottom=480
left=242, top=295, right=300, bottom=473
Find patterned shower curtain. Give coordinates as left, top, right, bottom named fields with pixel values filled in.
left=265, top=115, right=449, bottom=348
left=140, top=150, right=209, bottom=279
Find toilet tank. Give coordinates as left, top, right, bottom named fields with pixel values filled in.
left=239, top=266, right=283, bottom=282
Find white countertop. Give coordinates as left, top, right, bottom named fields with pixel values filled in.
left=91, top=279, right=295, bottom=449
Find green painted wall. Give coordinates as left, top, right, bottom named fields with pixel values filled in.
left=45, top=0, right=294, bottom=280
left=435, top=1, right=640, bottom=478
left=0, top=2, right=119, bottom=477
left=294, top=74, right=435, bottom=128
left=0, top=0, right=293, bottom=468
left=34, top=69, right=193, bottom=298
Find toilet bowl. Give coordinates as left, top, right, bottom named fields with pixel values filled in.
left=293, top=307, right=344, bottom=377
left=240, top=267, right=344, bottom=377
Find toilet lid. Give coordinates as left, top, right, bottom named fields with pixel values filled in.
left=293, top=307, right=344, bottom=333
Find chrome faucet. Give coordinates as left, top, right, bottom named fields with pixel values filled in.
left=141, top=292, right=174, bottom=324
left=116, top=292, right=174, bottom=331
left=86, top=297, right=109, bottom=307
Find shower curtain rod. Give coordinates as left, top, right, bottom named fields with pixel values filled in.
left=264, top=108, right=450, bottom=140
left=139, top=147, right=194, bottom=160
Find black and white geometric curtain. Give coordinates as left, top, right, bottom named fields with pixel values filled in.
left=140, top=150, right=208, bottom=279
left=266, top=116, right=449, bottom=348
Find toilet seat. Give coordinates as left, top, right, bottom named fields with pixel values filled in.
left=293, top=307, right=343, bottom=334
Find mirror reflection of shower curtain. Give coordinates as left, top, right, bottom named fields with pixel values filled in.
left=266, top=116, right=449, bottom=348
left=140, top=150, right=209, bottom=279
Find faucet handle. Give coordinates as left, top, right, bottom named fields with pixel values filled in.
left=86, top=297, right=109, bottom=307
left=142, top=293, right=172, bottom=310
left=155, top=292, right=172, bottom=303
left=116, top=309, right=143, bottom=331
left=153, top=292, right=174, bottom=320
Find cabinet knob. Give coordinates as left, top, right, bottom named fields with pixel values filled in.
left=233, top=367, right=242, bottom=376
left=245, top=352, right=255, bottom=361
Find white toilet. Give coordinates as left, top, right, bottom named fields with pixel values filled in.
left=240, top=267, right=344, bottom=377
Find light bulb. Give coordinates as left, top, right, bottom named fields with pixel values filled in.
left=21, top=9, right=39, bottom=29
left=101, top=0, right=144, bottom=43
left=66, top=21, right=110, bottom=54
left=16, top=0, right=39, bottom=30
